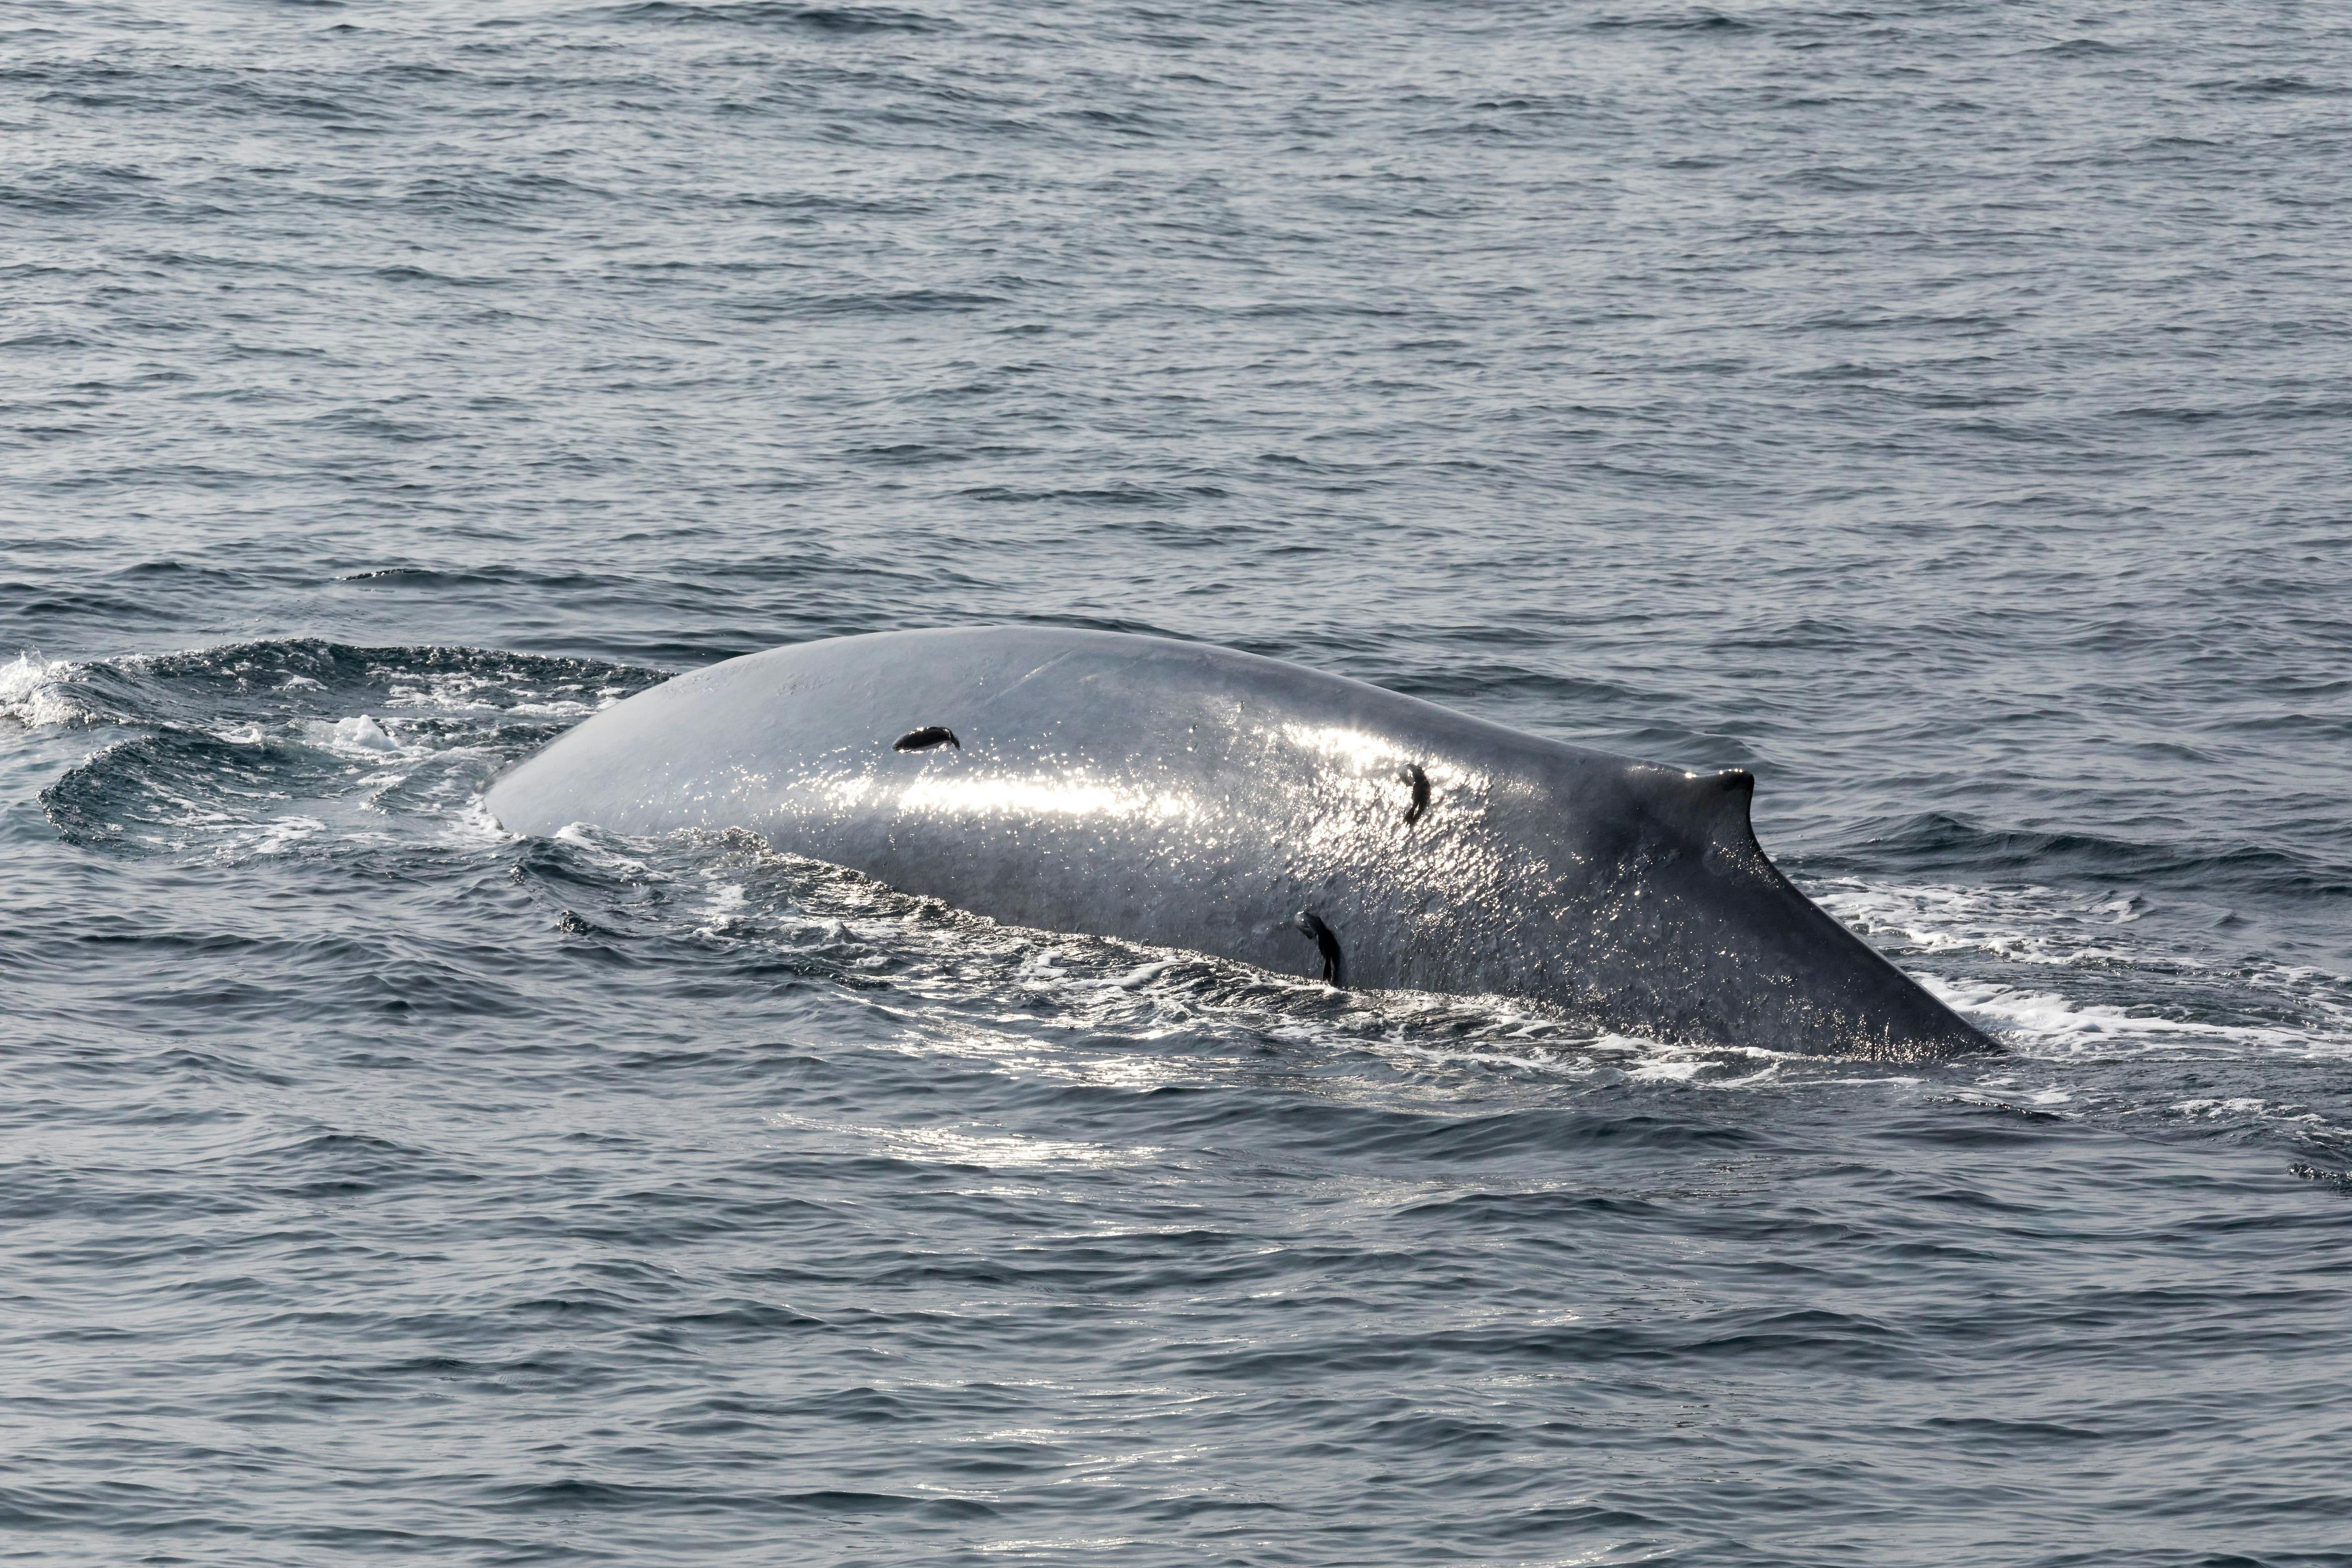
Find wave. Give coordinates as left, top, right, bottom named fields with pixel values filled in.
left=1815, top=880, right=2352, bottom=1063
left=7, top=637, right=661, bottom=732
left=595, top=2, right=952, bottom=34
left=23, top=638, right=664, bottom=861
left=1827, top=811, right=2352, bottom=903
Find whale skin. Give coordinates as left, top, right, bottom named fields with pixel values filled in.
left=485, top=627, right=1993, bottom=1061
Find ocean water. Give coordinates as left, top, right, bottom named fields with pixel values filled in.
left=5, top=0, right=2351, bottom=1562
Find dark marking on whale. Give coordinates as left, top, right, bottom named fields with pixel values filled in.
left=485, top=627, right=1994, bottom=1060
left=1294, top=909, right=1344, bottom=987
left=1399, top=762, right=1430, bottom=825
left=893, top=726, right=959, bottom=752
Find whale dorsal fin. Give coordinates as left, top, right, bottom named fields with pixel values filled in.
left=1652, top=766, right=1764, bottom=868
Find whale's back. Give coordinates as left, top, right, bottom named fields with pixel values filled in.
left=487, top=628, right=1991, bottom=1060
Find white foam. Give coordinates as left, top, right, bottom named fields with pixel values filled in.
left=1925, top=973, right=2349, bottom=1060
left=242, top=814, right=328, bottom=856
left=381, top=669, right=623, bottom=716
left=0, top=652, right=84, bottom=727
left=768, top=1111, right=1162, bottom=1170
left=1815, top=878, right=2352, bottom=1061
left=1382, top=1039, right=1603, bottom=1077
left=331, top=714, right=398, bottom=752
left=1813, top=880, right=2141, bottom=968
left=552, top=821, right=650, bottom=873
left=447, top=795, right=519, bottom=844
left=292, top=712, right=417, bottom=757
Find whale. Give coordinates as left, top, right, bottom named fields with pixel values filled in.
left=485, top=627, right=1993, bottom=1061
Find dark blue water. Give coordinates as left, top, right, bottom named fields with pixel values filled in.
left=6, top=2, right=2351, bottom=1562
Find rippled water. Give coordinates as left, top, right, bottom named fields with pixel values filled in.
left=6, top=1, right=2351, bottom=1562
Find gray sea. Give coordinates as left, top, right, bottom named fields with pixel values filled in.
left=6, top=1, right=2351, bottom=1563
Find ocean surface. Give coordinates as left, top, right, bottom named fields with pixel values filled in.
left=5, top=0, right=2351, bottom=1562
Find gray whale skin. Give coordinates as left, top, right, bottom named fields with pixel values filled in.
left=487, top=627, right=1992, bottom=1061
